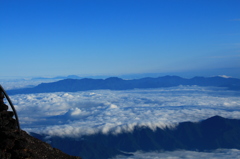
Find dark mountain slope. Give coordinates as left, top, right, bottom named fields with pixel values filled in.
left=0, top=110, right=81, bottom=159
left=7, top=76, right=240, bottom=95
left=32, top=116, right=240, bottom=159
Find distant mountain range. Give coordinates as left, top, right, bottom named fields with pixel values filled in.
left=31, top=75, right=82, bottom=80
left=7, top=76, right=240, bottom=95
left=31, top=116, right=240, bottom=159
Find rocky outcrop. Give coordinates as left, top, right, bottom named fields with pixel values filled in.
left=0, top=111, right=17, bottom=130
left=0, top=108, right=81, bottom=159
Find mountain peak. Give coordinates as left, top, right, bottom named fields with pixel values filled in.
left=105, top=77, right=123, bottom=81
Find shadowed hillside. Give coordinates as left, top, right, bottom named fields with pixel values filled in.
left=32, top=116, right=240, bottom=159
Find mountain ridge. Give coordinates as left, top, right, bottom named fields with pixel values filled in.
left=31, top=115, right=240, bottom=159
left=7, top=76, right=240, bottom=95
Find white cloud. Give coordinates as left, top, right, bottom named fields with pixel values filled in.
left=110, top=104, right=118, bottom=109
left=7, top=86, right=240, bottom=137
left=68, top=108, right=82, bottom=116
left=114, top=149, right=240, bottom=159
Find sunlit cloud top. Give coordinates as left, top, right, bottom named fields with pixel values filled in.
left=8, top=86, right=240, bottom=138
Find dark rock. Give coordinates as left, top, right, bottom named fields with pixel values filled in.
left=0, top=108, right=82, bottom=159
left=0, top=111, right=17, bottom=130
left=0, top=103, right=8, bottom=111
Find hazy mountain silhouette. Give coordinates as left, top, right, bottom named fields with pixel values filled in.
left=31, top=116, right=240, bottom=159
left=32, top=75, right=82, bottom=80
left=7, top=76, right=240, bottom=95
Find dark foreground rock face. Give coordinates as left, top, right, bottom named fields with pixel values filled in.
left=0, top=110, right=81, bottom=159
left=0, top=129, right=82, bottom=159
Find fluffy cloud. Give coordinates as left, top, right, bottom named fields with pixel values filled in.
left=114, top=149, right=240, bottom=159
left=7, top=86, right=240, bottom=137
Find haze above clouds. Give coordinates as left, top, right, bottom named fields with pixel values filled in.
left=7, top=86, right=240, bottom=137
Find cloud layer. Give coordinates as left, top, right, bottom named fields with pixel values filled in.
left=7, top=86, right=240, bottom=137
left=114, top=149, right=240, bottom=159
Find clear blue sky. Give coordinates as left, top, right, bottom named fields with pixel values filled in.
left=1, top=0, right=240, bottom=79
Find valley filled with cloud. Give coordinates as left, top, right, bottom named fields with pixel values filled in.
left=115, top=149, right=240, bottom=159
left=3, top=85, right=240, bottom=158
left=8, top=86, right=240, bottom=137
left=2, top=0, right=240, bottom=158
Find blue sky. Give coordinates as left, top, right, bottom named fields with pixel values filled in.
left=0, top=0, right=240, bottom=79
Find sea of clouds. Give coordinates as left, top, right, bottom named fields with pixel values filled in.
left=5, top=85, right=240, bottom=138
left=114, top=149, right=240, bottom=159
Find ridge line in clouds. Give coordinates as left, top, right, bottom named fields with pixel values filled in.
left=13, top=86, right=240, bottom=137
left=115, top=149, right=240, bottom=159
left=7, top=75, right=240, bottom=95
left=31, top=116, right=240, bottom=159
